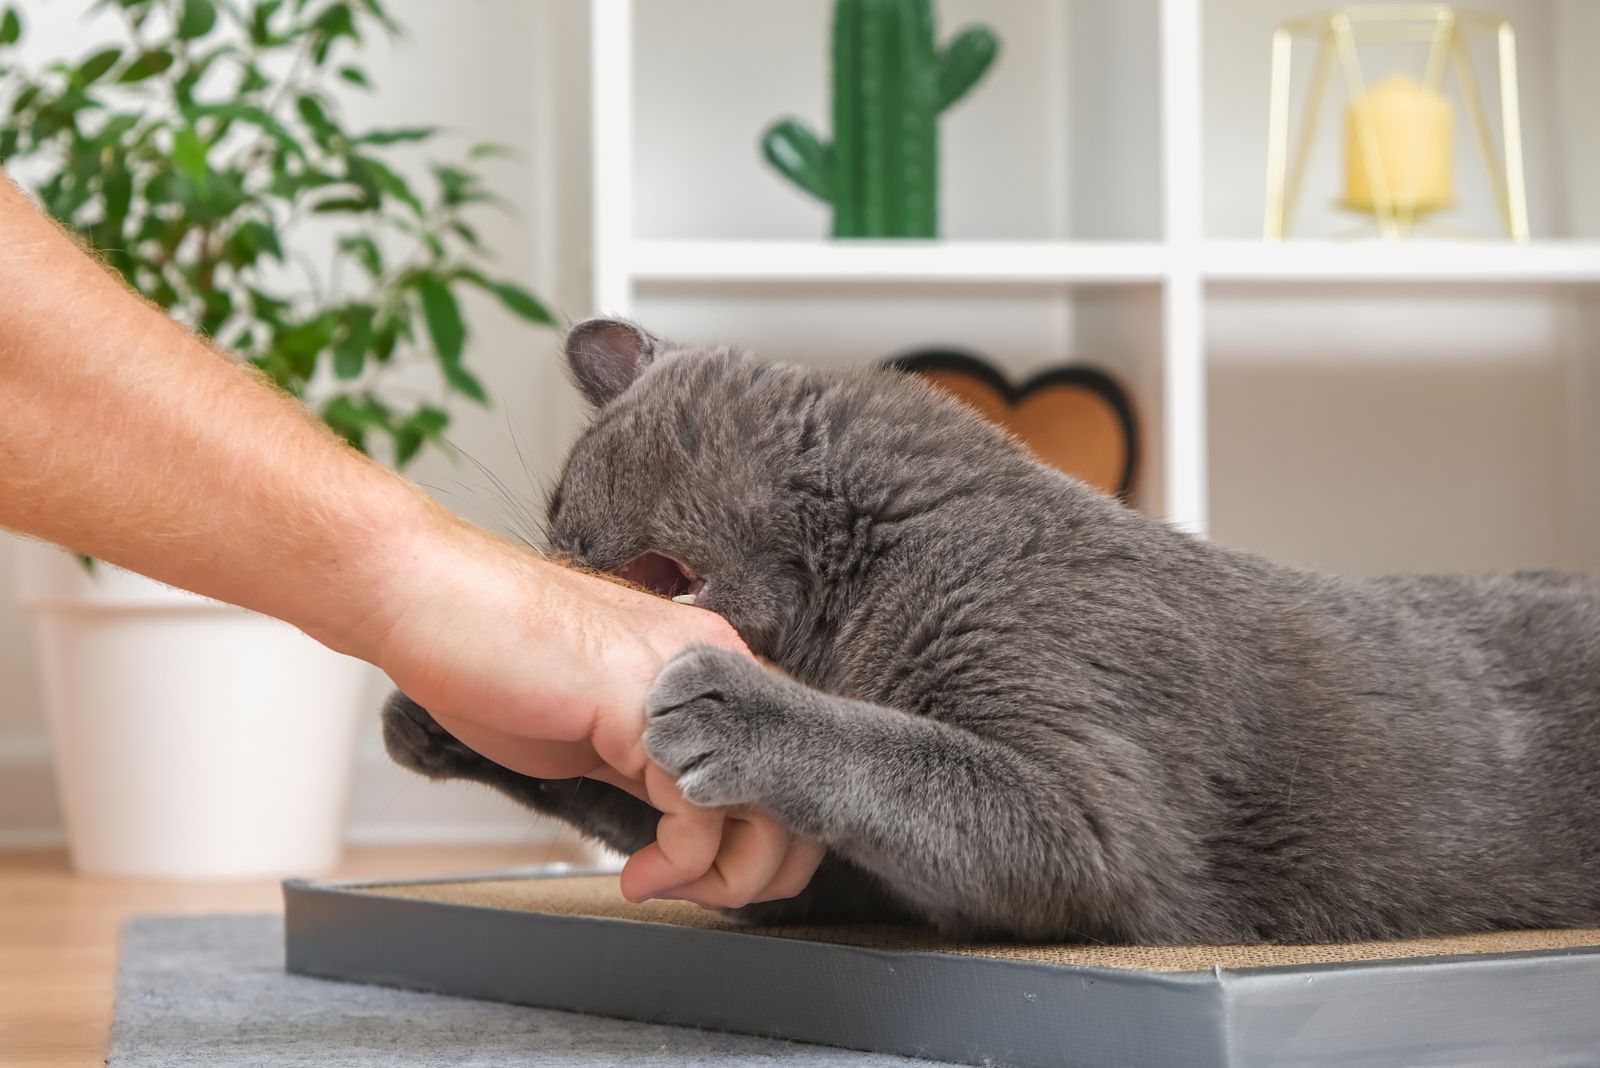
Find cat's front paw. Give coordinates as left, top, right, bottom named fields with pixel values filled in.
left=381, top=691, right=488, bottom=781
left=644, top=645, right=780, bottom=807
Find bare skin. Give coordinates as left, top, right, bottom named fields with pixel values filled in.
left=0, top=171, right=821, bottom=906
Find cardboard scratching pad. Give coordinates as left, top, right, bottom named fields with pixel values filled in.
left=285, top=871, right=1600, bottom=1067
left=884, top=350, right=1138, bottom=499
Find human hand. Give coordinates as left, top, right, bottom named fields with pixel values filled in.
left=364, top=515, right=822, bottom=906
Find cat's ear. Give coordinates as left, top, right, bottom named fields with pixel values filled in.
left=563, top=317, right=665, bottom=406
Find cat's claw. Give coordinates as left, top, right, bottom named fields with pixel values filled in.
left=644, top=645, right=769, bottom=808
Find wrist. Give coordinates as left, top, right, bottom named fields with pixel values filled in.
left=293, top=472, right=463, bottom=665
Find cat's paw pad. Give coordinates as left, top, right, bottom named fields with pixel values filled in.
left=644, top=645, right=768, bottom=807
left=380, top=691, right=486, bottom=780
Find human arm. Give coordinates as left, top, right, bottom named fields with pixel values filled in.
left=0, top=171, right=821, bottom=904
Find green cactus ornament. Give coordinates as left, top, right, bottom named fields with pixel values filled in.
left=761, top=0, right=1000, bottom=238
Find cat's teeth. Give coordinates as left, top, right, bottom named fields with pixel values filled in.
left=672, top=592, right=697, bottom=605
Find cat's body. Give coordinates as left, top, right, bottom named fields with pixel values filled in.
left=384, top=319, right=1600, bottom=945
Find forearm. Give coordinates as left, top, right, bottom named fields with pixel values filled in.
left=0, top=172, right=453, bottom=658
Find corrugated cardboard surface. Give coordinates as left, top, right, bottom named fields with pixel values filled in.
left=369, top=872, right=1600, bottom=973
left=287, top=872, right=1600, bottom=1066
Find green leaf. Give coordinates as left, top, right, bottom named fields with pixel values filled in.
left=295, top=94, right=338, bottom=149
left=353, top=125, right=434, bottom=145
left=432, top=163, right=489, bottom=207
left=174, top=43, right=236, bottom=104
left=177, top=0, right=217, bottom=40
left=333, top=304, right=373, bottom=378
left=248, top=287, right=289, bottom=322
left=336, top=65, right=369, bottom=88
left=353, top=0, right=400, bottom=34
left=227, top=219, right=283, bottom=266
left=337, top=233, right=383, bottom=277
left=311, top=196, right=373, bottom=213
left=10, top=83, right=38, bottom=116
left=467, top=141, right=513, bottom=160
left=117, top=49, right=174, bottom=82
left=458, top=270, right=554, bottom=325
left=272, top=311, right=337, bottom=382
left=393, top=425, right=423, bottom=466
left=441, top=360, right=486, bottom=404
left=248, top=1, right=283, bottom=46
left=394, top=405, right=448, bottom=467
left=187, top=102, right=305, bottom=158
left=449, top=219, right=482, bottom=250
left=415, top=275, right=464, bottom=365
left=347, top=153, right=422, bottom=216
left=75, top=48, right=121, bottom=87
left=310, top=2, right=358, bottom=63
left=0, top=7, right=20, bottom=47
left=171, top=126, right=207, bottom=178
left=488, top=281, right=552, bottom=324
left=321, top=395, right=374, bottom=452
left=198, top=287, right=232, bottom=336
left=410, top=405, right=449, bottom=435
left=239, top=62, right=270, bottom=94
left=100, top=165, right=133, bottom=239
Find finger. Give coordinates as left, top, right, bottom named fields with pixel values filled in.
left=429, top=710, right=602, bottom=779
left=617, top=764, right=726, bottom=901
left=665, top=814, right=791, bottom=910
left=618, top=809, right=724, bottom=902
left=749, top=835, right=827, bottom=903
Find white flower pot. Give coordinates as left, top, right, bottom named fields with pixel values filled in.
left=14, top=540, right=374, bottom=879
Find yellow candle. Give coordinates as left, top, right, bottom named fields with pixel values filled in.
left=1343, top=73, right=1454, bottom=215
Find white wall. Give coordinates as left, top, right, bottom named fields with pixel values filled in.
left=1207, top=287, right=1587, bottom=576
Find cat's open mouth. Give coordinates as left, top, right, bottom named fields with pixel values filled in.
left=616, top=551, right=704, bottom=606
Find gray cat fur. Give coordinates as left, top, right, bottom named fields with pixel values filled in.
left=384, top=318, right=1600, bottom=945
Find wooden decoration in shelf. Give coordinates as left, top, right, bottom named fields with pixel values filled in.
left=883, top=349, right=1139, bottom=500
left=1264, top=4, right=1528, bottom=242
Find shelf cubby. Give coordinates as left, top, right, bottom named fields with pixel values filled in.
left=591, top=0, right=1600, bottom=570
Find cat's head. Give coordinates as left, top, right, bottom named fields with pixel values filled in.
left=546, top=317, right=1007, bottom=661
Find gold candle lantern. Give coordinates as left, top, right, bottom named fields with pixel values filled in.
left=1264, top=5, right=1528, bottom=242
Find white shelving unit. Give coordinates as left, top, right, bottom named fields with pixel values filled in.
left=589, top=0, right=1600, bottom=567
left=621, top=240, right=1600, bottom=290
left=625, top=240, right=1170, bottom=284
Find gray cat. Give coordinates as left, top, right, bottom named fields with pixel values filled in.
left=384, top=317, right=1600, bottom=945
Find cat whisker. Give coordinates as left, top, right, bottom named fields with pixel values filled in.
left=442, top=437, right=549, bottom=554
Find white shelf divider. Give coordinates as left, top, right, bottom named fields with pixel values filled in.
left=1160, top=0, right=1207, bottom=535
left=627, top=240, right=1168, bottom=285
left=1203, top=240, right=1600, bottom=284
left=590, top=0, right=635, bottom=315
left=621, top=238, right=1600, bottom=288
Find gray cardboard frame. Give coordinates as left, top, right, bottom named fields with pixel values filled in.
left=284, top=871, right=1600, bottom=1068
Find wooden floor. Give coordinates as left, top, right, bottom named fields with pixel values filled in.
left=0, top=844, right=588, bottom=1067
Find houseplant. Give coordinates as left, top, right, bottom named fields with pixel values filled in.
left=0, top=0, right=553, bottom=876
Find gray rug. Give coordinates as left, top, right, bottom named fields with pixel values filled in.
left=111, top=915, right=937, bottom=1066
